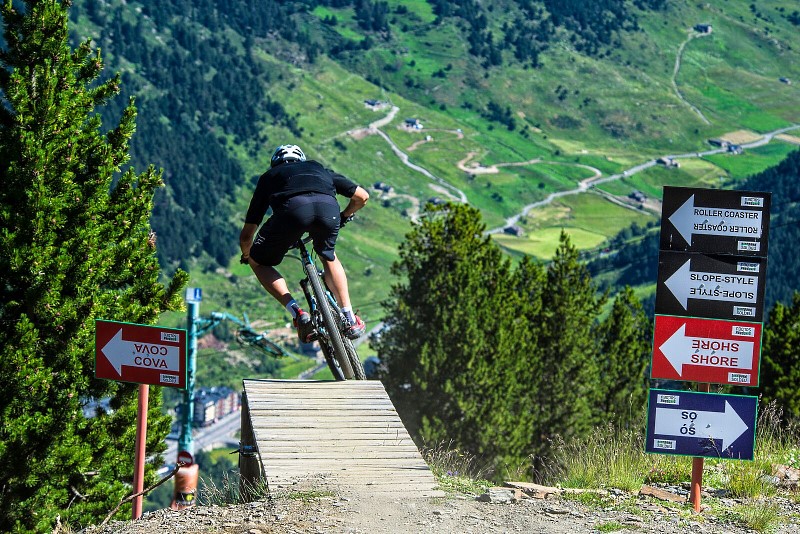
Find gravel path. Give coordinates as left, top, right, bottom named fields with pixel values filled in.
left=83, top=481, right=800, bottom=534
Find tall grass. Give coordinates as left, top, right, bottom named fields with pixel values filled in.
left=543, top=423, right=654, bottom=492
left=544, top=401, right=799, bottom=497
left=422, top=441, right=492, bottom=495
left=735, top=500, right=783, bottom=533
left=199, top=472, right=270, bottom=506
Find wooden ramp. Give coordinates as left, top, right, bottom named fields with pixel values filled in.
left=241, top=379, right=442, bottom=497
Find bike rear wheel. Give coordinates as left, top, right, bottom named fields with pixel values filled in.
left=319, top=339, right=346, bottom=381
left=305, top=263, right=354, bottom=379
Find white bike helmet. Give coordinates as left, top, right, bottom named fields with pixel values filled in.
left=270, top=144, right=306, bottom=167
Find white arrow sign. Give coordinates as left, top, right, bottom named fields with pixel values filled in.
left=668, top=194, right=762, bottom=245
left=654, top=402, right=749, bottom=450
left=664, top=260, right=759, bottom=309
left=659, top=324, right=754, bottom=376
left=100, top=329, right=181, bottom=376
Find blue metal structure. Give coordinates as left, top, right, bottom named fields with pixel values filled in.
left=177, top=302, right=288, bottom=457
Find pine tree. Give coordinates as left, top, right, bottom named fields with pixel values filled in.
left=0, top=1, right=187, bottom=531
left=376, top=203, right=529, bottom=472
left=595, top=286, right=651, bottom=428
left=759, top=292, right=800, bottom=421
left=532, top=231, right=606, bottom=453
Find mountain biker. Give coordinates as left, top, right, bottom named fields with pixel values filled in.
left=239, top=144, right=369, bottom=343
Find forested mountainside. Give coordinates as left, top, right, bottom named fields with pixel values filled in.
left=70, top=0, right=672, bottom=269
left=587, top=149, right=800, bottom=313
left=66, top=0, right=800, bottom=285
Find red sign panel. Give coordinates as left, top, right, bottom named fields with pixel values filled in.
left=95, top=319, right=187, bottom=388
left=652, top=315, right=762, bottom=387
left=177, top=450, right=194, bottom=466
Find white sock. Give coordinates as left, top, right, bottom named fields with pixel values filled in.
left=286, top=300, right=300, bottom=318
left=341, top=306, right=355, bottom=323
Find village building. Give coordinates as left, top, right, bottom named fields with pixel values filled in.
left=190, top=386, right=240, bottom=427
left=373, top=181, right=394, bottom=193
left=404, top=118, right=423, bottom=130
left=708, top=138, right=729, bottom=148
left=629, top=190, right=646, bottom=203
left=657, top=157, right=680, bottom=168
left=694, top=23, right=713, bottom=34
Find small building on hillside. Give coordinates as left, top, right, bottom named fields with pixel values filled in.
left=728, top=144, right=744, bottom=155
left=779, top=77, right=792, bottom=85
left=404, top=118, right=423, bottom=130
left=708, top=138, right=729, bottom=148
left=503, top=225, right=524, bottom=237
left=629, top=190, right=646, bottom=203
left=657, top=157, right=680, bottom=168
left=373, top=181, right=394, bottom=193
left=695, top=23, right=713, bottom=34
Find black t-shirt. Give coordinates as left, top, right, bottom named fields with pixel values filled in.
left=244, top=160, right=358, bottom=225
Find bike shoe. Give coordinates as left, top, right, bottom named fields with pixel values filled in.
left=294, top=310, right=317, bottom=343
left=344, top=315, right=366, bottom=340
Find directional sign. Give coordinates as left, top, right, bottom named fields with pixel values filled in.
left=185, top=287, right=202, bottom=302
left=646, top=389, right=757, bottom=460
left=655, top=251, right=767, bottom=321
left=652, top=315, right=762, bottom=386
left=95, top=319, right=187, bottom=388
left=660, top=186, right=770, bottom=256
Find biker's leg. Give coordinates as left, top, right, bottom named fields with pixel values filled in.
left=248, top=260, right=293, bottom=307
left=322, top=254, right=365, bottom=339
left=321, top=254, right=351, bottom=309
left=247, top=208, right=304, bottom=309
left=249, top=258, right=315, bottom=341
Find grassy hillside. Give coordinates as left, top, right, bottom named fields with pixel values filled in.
left=63, top=0, right=800, bottom=355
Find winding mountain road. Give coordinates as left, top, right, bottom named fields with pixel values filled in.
left=353, top=104, right=800, bottom=235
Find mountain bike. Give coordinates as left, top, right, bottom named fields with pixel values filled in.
left=291, top=235, right=366, bottom=380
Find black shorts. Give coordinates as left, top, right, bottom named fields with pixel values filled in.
left=249, top=193, right=340, bottom=266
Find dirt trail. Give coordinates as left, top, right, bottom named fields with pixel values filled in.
left=672, top=30, right=712, bottom=125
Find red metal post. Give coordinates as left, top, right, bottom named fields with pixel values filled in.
left=132, top=384, right=149, bottom=519
left=689, top=382, right=711, bottom=512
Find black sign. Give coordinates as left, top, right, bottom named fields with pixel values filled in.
left=660, top=186, right=771, bottom=256
left=655, top=251, right=767, bottom=322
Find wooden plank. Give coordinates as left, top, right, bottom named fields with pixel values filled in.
left=259, top=440, right=421, bottom=449
left=245, top=395, right=394, bottom=406
left=249, top=415, right=404, bottom=422
left=249, top=406, right=399, bottom=413
left=254, top=438, right=416, bottom=446
left=258, top=458, right=430, bottom=468
left=260, top=451, right=424, bottom=459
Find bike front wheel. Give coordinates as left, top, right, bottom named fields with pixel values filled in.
left=343, top=337, right=366, bottom=380
left=306, top=263, right=354, bottom=379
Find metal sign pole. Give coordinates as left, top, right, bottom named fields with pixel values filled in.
left=689, top=382, right=711, bottom=512
left=132, top=384, right=149, bottom=519
left=178, top=300, right=198, bottom=456
left=173, top=291, right=200, bottom=510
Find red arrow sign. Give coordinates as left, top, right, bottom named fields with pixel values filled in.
left=652, top=315, right=762, bottom=387
left=95, top=319, right=186, bottom=388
